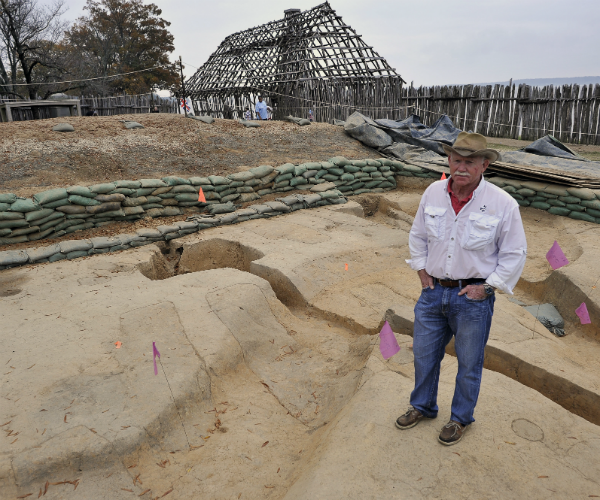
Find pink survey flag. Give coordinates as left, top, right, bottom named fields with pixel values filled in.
left=153, top=341, right=161, bottom=375
left=379, top=321, right=400, bottom=359
left=575, top=302, right=591, bottom=325
left=546, top=241, right=569, bottom=270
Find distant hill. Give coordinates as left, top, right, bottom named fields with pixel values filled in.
left=477, top=77, right=600, bottom=87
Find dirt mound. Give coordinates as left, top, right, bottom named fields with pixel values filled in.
left=0, top=114, right=378, bottom=198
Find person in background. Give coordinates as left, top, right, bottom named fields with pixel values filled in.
left=255, top=96, right=268, bottom=120
left=150, top=106, right=160, bottom=113
left=244, top=107, right=252, bottom=120
left=309, top=109, right=314, bottom=122
left=85, top=109, right=98, bottom=116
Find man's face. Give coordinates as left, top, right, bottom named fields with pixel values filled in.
left=448, top=153, right=489, bottom=188
left=258, top=97, right=263, bottom=102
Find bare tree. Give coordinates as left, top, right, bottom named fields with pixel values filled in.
left=0, top=0, right=68, bottom=99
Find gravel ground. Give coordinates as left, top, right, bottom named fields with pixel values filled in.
left=0, top=113, right=381, bottom=252
left=0, top=113, right=379, bottom=198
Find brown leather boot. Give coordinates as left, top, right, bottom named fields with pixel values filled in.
left=438, top=420, right=467, bottom=445
left=395, top=406, right=426, bottom=430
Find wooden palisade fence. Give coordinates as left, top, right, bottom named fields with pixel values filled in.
left=0, top=94, right=177, bottom=118
left=402, top=83, right=600, bottom=146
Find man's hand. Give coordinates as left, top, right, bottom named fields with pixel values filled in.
left=417, top=269, right=434, bottom=289
left=458, top=284, right=489, bottom=300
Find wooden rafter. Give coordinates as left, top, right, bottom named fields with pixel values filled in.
left=186, top=2, right=405, bottom=121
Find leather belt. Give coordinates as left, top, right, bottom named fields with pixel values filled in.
left=434, top=278, right=484, bottom=288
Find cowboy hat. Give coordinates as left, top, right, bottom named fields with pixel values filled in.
left=442, top=132, right=500, bottom=163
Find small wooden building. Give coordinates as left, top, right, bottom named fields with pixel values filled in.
left=185, top=2, right=405, bottom=122
left=0, top=99, right=81, bottom=122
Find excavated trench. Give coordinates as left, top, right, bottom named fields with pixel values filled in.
left=136, top=206, right=600, bottom=428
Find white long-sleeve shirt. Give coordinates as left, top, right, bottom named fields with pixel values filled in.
left=406, top=177, right=527, bottom=295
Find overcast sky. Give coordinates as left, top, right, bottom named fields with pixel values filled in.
left=59, top=0, right=600, bottom=86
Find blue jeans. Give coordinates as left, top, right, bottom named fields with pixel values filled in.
left=410, top=283, right=495, bottom=426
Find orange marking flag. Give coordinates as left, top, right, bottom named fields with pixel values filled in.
left=441, top=172, right=447, bottom=180
left=345, top=263, right=348, bottom=271
left=198, top=188, right=206, bottom=203
left=115, top=341, right=122, bottom=349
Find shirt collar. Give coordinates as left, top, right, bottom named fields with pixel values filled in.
left=447, top=175, right=485, bottom=199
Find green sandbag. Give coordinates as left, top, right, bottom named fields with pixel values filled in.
left=68, top=195, right=101, bottom=206
left=323, top=175, right=339, bottom=182
left=114, top=180, right=141, bottom=189
left=558, top=196, right=581, bottom=204
left=502, top=186, right=517, bottom=193
left=370, top=171, right=383, bottom=178
left=171, top=185, right=197, bottom=194
left=352, top=160, right=367, bottom=168
left=275, top=173, right=293, bottom=183
left=162, top=176, right=190, bottom=186
left=10, top=198, right=40, bottom=212
left=315, top=170, right=328, bottom=180
left=566, top=187, right=596, bottom=200
left=547, top=199, right=566, bottom=207
left=229, top=171, right=255, bottom=182
left=290, top=177, right=308, bottom=186
left=569, top=211, right=596, bottom=223
left=548, top=207, right=571, bottom=216
left=175, top=193, right=200, bottom=202
left=236, top=186, right=254, bottom=193
left=566, top=203, right=585, bottom=212
left=364, top=180, right=383, bottom=189
left=208, top=202, right=235, bottom=214
left=328, top=156, right=349, bottom=166
left=343, top=165, right=361, bottom=173
left=249, top=165, right=274, bottom=178
left=25, top=208, right=55, bottom=222
left=517, top=199, right=531, bottom=207
left=294, top=164, right=307, bottom=176
left=139, top=179, right=167, bottom=188
left=0, top=193, right=17, bottom=204
left=208, top=175, right=230, bottom=186
left=42, top=198, right=70, bottom=209
left=205, top=191, right=221, bottom=201
left=89, top=183, right=116, bottom=193
left=327, top=167, right=345, bottom=176
left=585, top=208, right=600, bottom=218
left=0, top=211, right=24, bottom=220
left=379, top=181, right=395, bottom=189
left=276, top=163, right=295, bottom=175
left=67, top=186, right=95, bottom=198
left=513, top=188, right=537, bottom=197
left=0, top=219, right=29, bottom=229
left=366, top=159, right=382, bottom=167
left=353, top=188, right=373, bottom=195
left=189, top=177, right=212, bottom=185
left=581, top=199, right=600, bottom=211
left=34, top=188, right=68, bottom=205
left=0, top=203, right=9, bottom=211
left=530, top=202, right=551, bottom=210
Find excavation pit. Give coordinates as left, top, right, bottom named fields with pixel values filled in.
left=3, top=195, right=600, bottom=499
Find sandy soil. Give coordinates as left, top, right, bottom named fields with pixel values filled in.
left=0, top=114, right=378, bottom=198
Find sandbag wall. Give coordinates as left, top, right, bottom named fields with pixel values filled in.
left=0, top=158, right=437, bottom=248
left=488, top=177, right=600, bottom=223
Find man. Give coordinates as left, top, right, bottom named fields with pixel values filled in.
left=255, top=96, right=268, bottom=120
left=396, top=132, right=527, bottom=446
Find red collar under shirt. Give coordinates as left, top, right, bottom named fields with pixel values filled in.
left=447, top=179, right=474, bottom=215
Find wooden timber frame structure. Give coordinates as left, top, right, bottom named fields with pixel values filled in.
left=185, top=2, right=405, bottom=122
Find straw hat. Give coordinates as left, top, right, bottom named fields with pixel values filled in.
left=442, top=132, right=500, bottom=163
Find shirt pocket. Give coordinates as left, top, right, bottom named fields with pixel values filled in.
left=461, top=213, right=500, bottom=251
left=424, top=206, right=447, bottom=241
